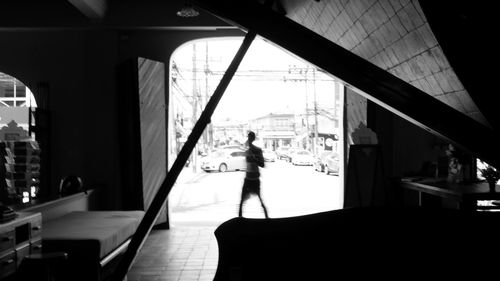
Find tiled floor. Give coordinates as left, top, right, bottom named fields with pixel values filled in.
left=127, top=227, right=219, bottom=281
left=126, top=166, right=341, bottom=281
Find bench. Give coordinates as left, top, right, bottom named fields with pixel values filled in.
left=41, top=210, right=144, bottom=281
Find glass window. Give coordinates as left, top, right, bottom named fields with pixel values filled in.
left=16, top=86, right=26, bottom=97
left=3, top=89, right=14, bottom=97
left=231, top=151, right=245, bottom=157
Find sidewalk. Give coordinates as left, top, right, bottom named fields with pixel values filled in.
left=169, top=167, right=206, bottom=211
left=176, top=166, right=205, bottom=184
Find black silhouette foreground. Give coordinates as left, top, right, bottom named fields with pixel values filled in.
left=238, top=131, right=269, bottom=218
left=214, top=206, right=500, bottom=281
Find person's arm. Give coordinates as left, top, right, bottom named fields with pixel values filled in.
left=256, top=149, right=265, bottom=167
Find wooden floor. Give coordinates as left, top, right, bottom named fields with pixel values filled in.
left=127, top=227, right=218, bottom=281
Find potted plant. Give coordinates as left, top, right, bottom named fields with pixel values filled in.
left=480, top=165, right=500, bottom=192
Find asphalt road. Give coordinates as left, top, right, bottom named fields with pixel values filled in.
left=169, top=160, right=342, bottom=227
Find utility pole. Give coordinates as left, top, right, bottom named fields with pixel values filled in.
left=334, top=81, right=339, bottom=119
left=312, top=67, right=319, bottom=155
left=192, top=43, right=198, bottom=172
left=205, top=41, right=213, bottom=151
left=304, top=69, right=310, bottom=151
left=288, top=65, right=317, bottom=152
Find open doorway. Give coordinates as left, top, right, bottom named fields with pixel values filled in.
left=0, top=71, right=37, bottom=130
left=168, top=37, right=345, bottom=227
left=0, top=71, right=39, bottom=205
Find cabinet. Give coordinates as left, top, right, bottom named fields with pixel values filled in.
left=0, top=212, right=42, bottom=279
left=0, top=140, right=41, bottom=204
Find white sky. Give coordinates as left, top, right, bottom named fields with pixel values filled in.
left=171, top=36, right=339, bottom=122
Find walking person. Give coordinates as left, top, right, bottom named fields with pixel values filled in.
left=238, top=131, right=269, bottom=218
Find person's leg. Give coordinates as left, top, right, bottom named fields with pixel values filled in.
left=239, top=181, right=250, bottom=217
left=238, top=192, right=245, bottom=217
left=257, top=194, right=269, bottom=218
left=256, top=180, right=269, bottom=218
left=250, top=180, right=269, bottom=218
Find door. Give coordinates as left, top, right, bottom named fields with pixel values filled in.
left=138, top=57, right=167, bottom=224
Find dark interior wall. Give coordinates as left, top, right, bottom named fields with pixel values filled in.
left=117, top=29, right=244, bottom=63
left=368, top=100, right=442, bottom=178
left=0, top=30, right=120, bottom=209
left=392, top=114, right=443, bottom=176
left=80, top=31, right=120, bottom=209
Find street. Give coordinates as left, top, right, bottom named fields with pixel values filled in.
left=169, top=160, right=342, bottom=226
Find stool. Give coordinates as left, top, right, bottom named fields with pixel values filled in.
left=16, top=252, right=68, bottom=281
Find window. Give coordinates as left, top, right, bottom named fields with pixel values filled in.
left=0, top=71, right=37, bottom=133
left=0, top=71, right=39, bottom=205
left=231, top=151, right=245, bottom=157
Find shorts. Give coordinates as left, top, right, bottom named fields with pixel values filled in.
left=242, top=178, right=261, bottom=198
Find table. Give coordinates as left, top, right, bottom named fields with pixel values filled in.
left=400, top=177, right=500, bottom=211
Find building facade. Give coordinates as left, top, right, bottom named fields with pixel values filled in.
left=249, top=113, right=296, bottom=150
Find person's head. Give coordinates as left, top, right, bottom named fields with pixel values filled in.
left=247, top=131, right=256, bottom=143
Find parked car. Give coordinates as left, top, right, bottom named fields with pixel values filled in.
left=291, top=149, right=315, bottom=166
left=263, top=149, right=277, bottom=162
left=282, top=148, right=298, bottom=162
left=314, top=151, right=336, bottom=173
left=323, top=152, right=340, bottom=175
left=201, top=148, right=246, bottom=172
left=276, top=147, right=290, bottom=160
left=220, top=144, right=244, bottom=150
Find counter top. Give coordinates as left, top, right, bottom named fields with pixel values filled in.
left=401, top=177, right=500, bottom=210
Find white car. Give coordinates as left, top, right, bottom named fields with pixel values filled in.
left=323, top=153, right=340, bottom=175
left=201, top=149, right=246, bottom=172
left=276, top=146, right=290, bottom=160
left=291, top=150, right=315, bottom=166
left=263, top=149, right=277, bottom=162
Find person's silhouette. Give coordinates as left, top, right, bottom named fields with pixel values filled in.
left=238, top=131, right=269, bottom=218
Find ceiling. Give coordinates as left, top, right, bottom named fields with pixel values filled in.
left=0, top=0, right=231, bottom=30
